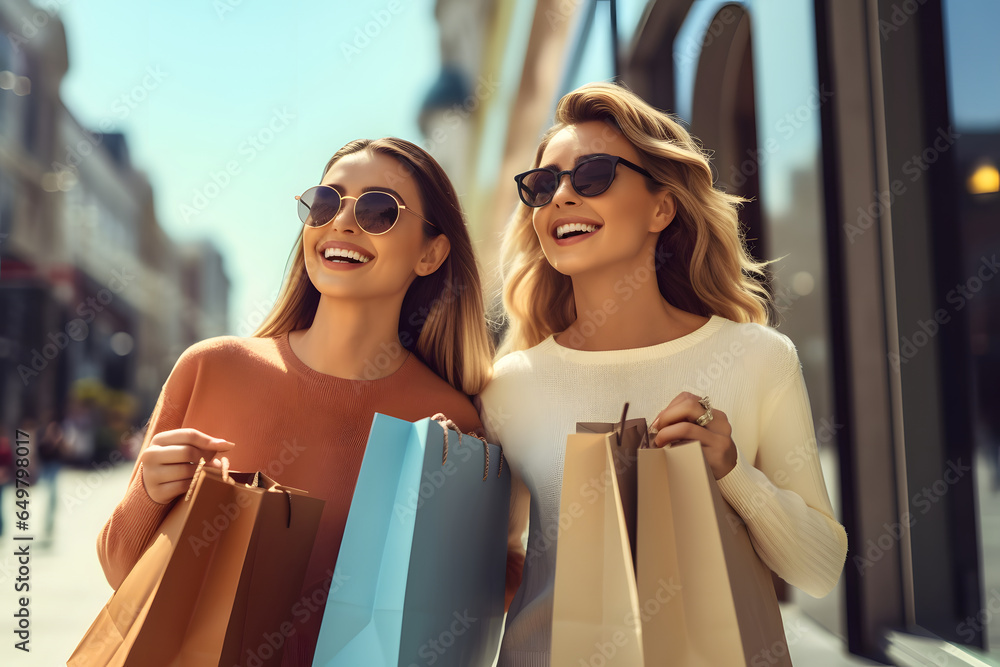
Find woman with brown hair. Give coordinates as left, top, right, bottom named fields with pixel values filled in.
left=96, top=137, right=494, bottom=664
left=480, top=82, right=848, bottom=665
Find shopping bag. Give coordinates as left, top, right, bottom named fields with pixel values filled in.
left=576, top=403, right=650, bottom=571
left=638, top=441, right=791, bottom=666
left=70, top=463, right=324, bottom=667
left=550, top=430, right=645, bottom=666
left=312, top=413, right=510, bottom=667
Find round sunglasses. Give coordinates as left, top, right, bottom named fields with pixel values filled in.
left=513, top=154, right=653, bottom=208
left=295, top=185, right=437, bottom=235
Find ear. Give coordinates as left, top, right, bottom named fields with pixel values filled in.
left=414, top=234, right=451, bottom=276
left=649, top=190, right=677, bottom=233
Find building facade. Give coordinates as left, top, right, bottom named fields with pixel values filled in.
left=427, top=0, right=1000, bottom=663
left=0, top=0, right=229, bottom=459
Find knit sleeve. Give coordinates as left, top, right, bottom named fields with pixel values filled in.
left=716, top=345, right=848, bottom=598
left=96, top=347, right=199, bottom=590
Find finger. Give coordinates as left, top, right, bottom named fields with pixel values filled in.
left=143, top=444, right=219, bottom=466
left=151, top=428, right=235, bottom=452
left=652, top=422, right=703, bottom=448
left=150, top=479, right=195, bottom=504
left=650, top=394, right=686, bottom=430
left=651, top=398, right=708, bottom=431
left=142, top=461, right=196, bottom=489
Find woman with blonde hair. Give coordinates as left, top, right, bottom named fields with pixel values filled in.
left=480, top=82, right=848, bottom=665
left=97, top=137, right=493, bottom=665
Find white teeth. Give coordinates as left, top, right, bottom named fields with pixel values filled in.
left=324, top=247, right=371, bottom=263
left=555, top=223, right=599, bottom=239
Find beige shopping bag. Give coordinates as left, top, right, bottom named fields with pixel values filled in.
left=637, top=442, right=791, bottom=666
left=576, top=406, right=650, bottom=572
left=551, top=432, right=644, bottom=666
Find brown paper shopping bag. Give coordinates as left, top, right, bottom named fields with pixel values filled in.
left=577, top=405, right=649, bottom=571
left=70, top=464, right=324, bottom=667
left=637, top=442, right=791, bottom=666
left=551, top=432, right=644, bottom=666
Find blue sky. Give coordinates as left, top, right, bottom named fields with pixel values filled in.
left=55, top=0, right=1000, bottom=337
left=58, top=0, right=442, bottom=334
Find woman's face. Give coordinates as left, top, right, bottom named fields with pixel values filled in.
left=531, top=121, right=674, bottom=278
left=302, top=150, right=449, bottom=303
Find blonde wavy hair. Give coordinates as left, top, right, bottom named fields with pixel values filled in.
left=254, top=138, right=493, bottom=396
left=498, top=82, right=775, bottom=355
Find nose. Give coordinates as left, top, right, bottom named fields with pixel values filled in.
left=550, top=172, right=577, bottom=207
left=327, top=196, right=359, bottom=233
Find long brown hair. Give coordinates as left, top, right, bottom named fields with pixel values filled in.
left=498, top=82, right=774, bottom=355
left=255, top=138, right=493, bottom=395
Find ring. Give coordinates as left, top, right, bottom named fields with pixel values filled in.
left=695, top=396, right=713, bottom=427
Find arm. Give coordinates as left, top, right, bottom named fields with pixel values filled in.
left=716, top=360, right=848, bottom=598
left=505, top=470, right=529, bottom=611
left=96, top=341, right=232, bottom=589
left=96, top=392, right=183, bottom=589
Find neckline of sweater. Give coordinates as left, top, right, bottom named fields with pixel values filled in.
left=537, top=314, right=727, bottom=363
left=275, top=331, right=417, bottom=384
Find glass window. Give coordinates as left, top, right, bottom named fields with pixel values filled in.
left=677, top=0, right=843, bottom=636
left=941, top=0, right=1000, bottom=654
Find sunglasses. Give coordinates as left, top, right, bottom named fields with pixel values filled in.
left=295, top=185, right=436, bottom=235
left=513, top=154, right=653, bottom=208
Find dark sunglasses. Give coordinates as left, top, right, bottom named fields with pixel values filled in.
left=294, top=185, right=436, bottom=235
left=513, top=154, right=653, bottom=208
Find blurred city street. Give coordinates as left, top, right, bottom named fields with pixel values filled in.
left=0, top=462, right=132, bottom=666
left=1, top=0, right=999, bottom=664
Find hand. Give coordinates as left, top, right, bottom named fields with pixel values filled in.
left=650, top=392, right=738, bottom=480
left=139, top=428, right=235, bottom=504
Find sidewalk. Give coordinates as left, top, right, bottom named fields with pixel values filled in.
left=0, top=462, right=133, bottom=666
left=0, top=464, right=882, bottom=666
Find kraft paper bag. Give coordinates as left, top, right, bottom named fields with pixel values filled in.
left=312, top=413, right=510, bottom=667
left=637, top=442, right=791, bottom=666
left=577, top=407, right=650, bottom=572
left=551, top=431, right=645, bottom=666
left=70, top=465, right=324, bottom=667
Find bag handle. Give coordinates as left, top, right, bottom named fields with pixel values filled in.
left=615, top=402, right=630, bottom=442
left=184, top=457, right=295, bottom=527
left=435, top=419, right=504, bottom=481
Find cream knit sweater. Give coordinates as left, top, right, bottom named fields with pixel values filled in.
left=479, top=315, right=848, bottom=667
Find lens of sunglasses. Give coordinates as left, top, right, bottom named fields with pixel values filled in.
left=516, top=157, right=619, bottom=206
left=518, top=171, right=556, bottom=207
left=572, top=158, right=615, bottom=196
left=297, top=186, right=342, bottom=227
left=296, top=187, right=402, bottom=234
left=354, top=191, right=400, bottom=235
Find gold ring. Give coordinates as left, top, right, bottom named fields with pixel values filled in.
left=695, top=396, right=713, bottom=427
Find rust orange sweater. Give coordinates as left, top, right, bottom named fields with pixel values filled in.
left=96, top=333, right=482, bottom=666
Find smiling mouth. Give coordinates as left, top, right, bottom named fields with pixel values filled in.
left=323, top=247, right=373, bottom=264
left=555, top=222, right=601, bottom=240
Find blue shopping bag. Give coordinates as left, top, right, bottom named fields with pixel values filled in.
left=312, top=413, right=510, bottom=667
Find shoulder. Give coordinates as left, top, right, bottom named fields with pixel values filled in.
left=400, top=356, right=482, bottom=430
left=173, top=335, right=280, bottom=370
left=711, top=319, right=802, bottom=386
left=480, top=342, right=549, bottom=402
left=165, top=336, right=283, bottom=392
